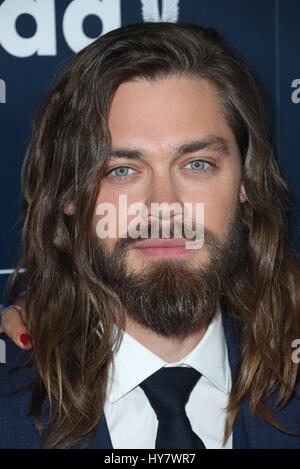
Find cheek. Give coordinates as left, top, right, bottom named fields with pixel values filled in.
left=92, top=186, right=146, bottom=251
left=204, top=194, right=237, bottom=238
left=183, top=181, right=239, bottom=240
left=92, top=188, right=118, bottom=251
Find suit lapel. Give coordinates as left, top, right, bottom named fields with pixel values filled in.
left=83, top=413, right=113, bottom=449
left=222, top=307, right=300, bottom=449
left=221, top=308, right=251, bottom=449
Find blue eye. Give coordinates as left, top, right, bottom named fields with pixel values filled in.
left=185, top=160, right=209, bottom=171
left=110, top=166, right=134, bottom=177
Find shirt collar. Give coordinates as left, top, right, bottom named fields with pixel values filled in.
left=107, top=305, right=230, bottom=403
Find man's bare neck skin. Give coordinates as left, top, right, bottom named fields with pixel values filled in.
left=122, top=315, right=210, bottom=363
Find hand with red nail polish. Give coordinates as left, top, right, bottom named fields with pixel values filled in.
left=0, top=292, right=32, bottom=350
left=20, top=333, right=31, bottom=347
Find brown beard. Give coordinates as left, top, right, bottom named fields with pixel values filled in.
left=93, top=207, right=248, bottom=338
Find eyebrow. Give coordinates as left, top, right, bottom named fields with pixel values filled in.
left=109, top=135, right=230, bottom=161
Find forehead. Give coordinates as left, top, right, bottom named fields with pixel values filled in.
left=107, top=76, right=237, bottom=153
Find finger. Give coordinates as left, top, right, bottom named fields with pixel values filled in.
left=0, top=306, right=32, bottom=350
left=14, top=295, right=27, bottom=325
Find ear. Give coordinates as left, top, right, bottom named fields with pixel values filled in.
left=63, top=202, right=75, bottom=215
left=239, top=182, right=247, bottom=204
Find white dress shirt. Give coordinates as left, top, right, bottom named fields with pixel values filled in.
left=104, top=307, right=232, bottom=449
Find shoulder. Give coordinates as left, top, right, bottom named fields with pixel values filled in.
left=0, top=332, right=42, bottom=448
left=0, top=334, right=112, bottom=449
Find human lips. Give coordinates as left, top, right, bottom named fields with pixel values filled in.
left=132, top=239, right=192, bottom=258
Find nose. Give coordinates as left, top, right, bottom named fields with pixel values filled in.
left=147, top=168, right=179, bottom=200
left=145, top=170, right=183, bottom=221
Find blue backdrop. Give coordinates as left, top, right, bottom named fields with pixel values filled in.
left=0, top=0, right=299, bottom=302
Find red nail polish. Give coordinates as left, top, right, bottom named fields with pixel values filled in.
left=20, top=333, right=30, bottom=346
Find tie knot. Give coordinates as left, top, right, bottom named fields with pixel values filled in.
left=139, top=367, right=201, bottom=420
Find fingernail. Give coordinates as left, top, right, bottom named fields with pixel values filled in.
left=20, top=333, right=30, bottom=346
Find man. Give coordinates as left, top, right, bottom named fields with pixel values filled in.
left=1, top=22, right=300, bottom=449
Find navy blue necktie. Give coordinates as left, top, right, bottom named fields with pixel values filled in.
left=139, top=367, right=206, bottom=449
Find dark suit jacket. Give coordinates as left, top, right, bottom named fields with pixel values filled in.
left=1, top=311, right=300, bottom=449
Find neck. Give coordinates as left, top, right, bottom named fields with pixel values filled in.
left=122, top=315, right=210, bottom=363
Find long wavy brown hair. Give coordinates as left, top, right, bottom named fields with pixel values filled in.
left=7, top=22, right=300, bottom=448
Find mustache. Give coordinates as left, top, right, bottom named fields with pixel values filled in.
left=111, top=221, right=221, bottom=254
